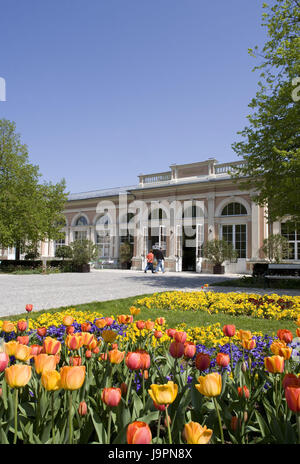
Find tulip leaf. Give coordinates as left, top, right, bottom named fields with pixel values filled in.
left=254, top=410, right=270, bottom=438
left=90, top=408, right=107, bottom=444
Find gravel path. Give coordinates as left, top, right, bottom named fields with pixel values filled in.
left=0, top=269, right=300, bottom=317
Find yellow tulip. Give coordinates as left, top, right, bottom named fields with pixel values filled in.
left=41, top=370, right=61, bottom=391
left=5, top=340, right=20, bottom=357
left=148, top=381, right=178, bottom=405
left=129, top=306, right=141, bottom=316
left=5, top=364, right=32, bottom=388
left=183, top=421, right=213, bottom=444
left=237, top=330, right=252, bottom=341
left=270, top=340, right=287, bottom=355
left=60, top=366, right=86, bottom=390
left=34, top=354, right=57, bottom=375
left=2, top=321, right=15, bottom=333
left=195, top=372, right=222, bottom=397
left=14, top=344, right=32, bottom=362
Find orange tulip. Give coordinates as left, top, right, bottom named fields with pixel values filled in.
left=127, top=421, right=152, bottom=444
left=69, top=356, right=82, bottom=366
left=34, top=354, right=57, bottom=375
left=237, top=329, right=252, bottom=341
left=283, top=374, right=300, bottom=390
left=81, top=332, right=95, bottom=347
left=264, top=355, right=285, bottom=374
left=108, top=349, right=125, bottom=364
left=277, top=329, right=293, bottom=344
left=184, top=342, right=196, bottom=359
left=129, top=306, right=141, bottom=316
left=30, top=345, right=43, bottom=356
left=195, top=372, right=222, bottom=397
left=117, top=315, right=133, bottom=325
left=105, top=317, right=114, bottom=326
left=14, top=344, right=32, bottom=362
left=145, top=320, right=155, bottom=331
left=17, top=336, right=29, bottom=346
left=285, top=386, right=300, bottom=412
left=60, top=366, right=86, bottom=390
left=66, top=326, right=75, bottom=335
left=270, top=340, right=287, bottom=355
left=136, top=320, right=146, bottom=330
left=95, top=318, right=108, bottom=329
left=41, top=370, right=61, bottom=391
left=5, top=364, right=32, bottom=388
left=155, top=317, right=166, bottom=326
left=87, top=338, right=98, bottom=351
left=62, top=315, right=74, bottom=327
left=65, top=334, right=84, bottom=351
left=242, top=338, right=256, bottom=350
left=216, top=352, right=230, bottom=367
left=154, top=330, right=163, bottom=339
left=43, top=337, right=61, bottom=355
left=296, top=328, right=300, bottom=338
left=17, top=320, right=27, bottom=332
left=166, top=328, right=176, bottom=338
left=183, top=421, right=213, bottom=444
left=278, top=346, right=293, bottom=360
left=101, top=387, right=122, bottom=407
left=136, top=349, right=150, bottom=370
left=2, top=321, right=15, bottom=333
left=81, top=322, right=92, bottom=332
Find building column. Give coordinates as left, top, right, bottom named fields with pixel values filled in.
left=207, top=193, right=215, bottom=240
left=251, top=201, right=260, bottom=259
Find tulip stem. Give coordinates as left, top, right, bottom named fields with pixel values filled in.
left=13, top=388, right=18, bottom=444
left=213, top=397, right=224, bottom=444
left=107, top=409, right=112, bottom=444
left=51, top=392, right=55, bottom=444
left=156, top=411, right=161, bottom=443
left=68, top=391, right=73, bottom=444
left=126, top=372, right=134, bottom=407
left=165, top=408, right=172, bottom=444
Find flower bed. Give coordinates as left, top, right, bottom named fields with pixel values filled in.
left=136, top=291, right=300, bottom=321
left=0, top=303, right=300, bottom=444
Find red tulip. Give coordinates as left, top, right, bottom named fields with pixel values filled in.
left=25, top=304, right=33, bottom=313
left=237, top=385, right=250, bottom=399
left=184, top=342, right=196, bottom=358
left=66, top=326, right=75, bottom=335
left=105, top=317, right=114, bottom=326
left=283, top=374, right=300, bottom=390
left=166, top=328, right=176, bottom=338
left=78, top=401, right=88, bottom=416
left=216, top=352, right=230, bottom=367
left=37, top=327, right=47, bottom=337
left=169, top=341, right=185, bottom=358
left=101, top=387, right=122, bottom=407
left=81, top=322, right=91, bottom=332
left=135, top=350, right=150, bottom=370
left=69, top=356, right=82, bottom=366
left=154, top=330, right=163, bottom=339
left=125, top=352, right=142, bottom=370
left=136, top=320, right=146, bottom=330
left=30, top=344, right=43, bottom=356
left=174, top=331, right=187, bottom=343
left=222, top=324, right=236, bottom=338
left=127, top=422, right=152, bottom=444
left=17, top=336, right=29, bottom=346
left=285, top=386, right=300, bottom=412
left=195, top=352, right=211, bottom=371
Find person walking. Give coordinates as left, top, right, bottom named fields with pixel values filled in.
left=154, top=247, right=165, bottom=273
left=144, top=249, right=155, bottom=273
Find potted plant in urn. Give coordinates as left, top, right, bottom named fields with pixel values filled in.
left=203, top=239, right=238, bottom=274
left=69, top=239, right=98, bottom=272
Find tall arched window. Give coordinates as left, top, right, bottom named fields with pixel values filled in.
left=220, top=203, right=247, bottom=258
left=221, top=202, right=247, bottom=216
left=75, top=216, right=88, bottom=226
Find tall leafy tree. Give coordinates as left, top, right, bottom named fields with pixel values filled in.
left=0, top=119, right=68, bottom=259
left=232, top=0, right=300, bottom=224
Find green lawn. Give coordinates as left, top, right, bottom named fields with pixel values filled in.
left=3, top=293, right=297, bottom=337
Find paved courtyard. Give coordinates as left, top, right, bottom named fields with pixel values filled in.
left=1, top=269, right=300, bottom=317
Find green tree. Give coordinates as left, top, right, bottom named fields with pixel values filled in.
left=203, top=239, right=238, bottom=266
left=0, top=119, right=68, bottom=258
left=232, top=0, right=300, bottom=224
left=69, top=239, right=98, bottom=267
left=260, top=233, right=291, bottom=262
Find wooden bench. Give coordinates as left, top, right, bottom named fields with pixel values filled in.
left=264, top=264, right=300, bottom=287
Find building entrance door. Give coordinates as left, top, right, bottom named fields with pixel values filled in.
left=181, top=224, right=203, bottom=272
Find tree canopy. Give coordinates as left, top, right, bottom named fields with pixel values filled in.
left=232, top=0, right=300, bottom=224
left=0, top=119, right=68, bottom=258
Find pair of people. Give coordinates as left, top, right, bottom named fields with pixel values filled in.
left=144, top=248, right=165, bottom=274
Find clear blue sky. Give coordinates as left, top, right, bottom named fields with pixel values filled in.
left=0, top=0, right=267, bottom=194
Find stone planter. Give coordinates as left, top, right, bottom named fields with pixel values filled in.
left=213, top=264, right=225, bottom=274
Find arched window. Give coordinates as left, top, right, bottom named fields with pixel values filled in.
left=75, top=216, right=88, bottom=226
left=95, top=214, right=111, bottom=226
left=221, top=202, right=247, bottom=216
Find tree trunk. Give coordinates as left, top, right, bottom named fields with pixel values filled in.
left=15, top=242, right=20, bottom=261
